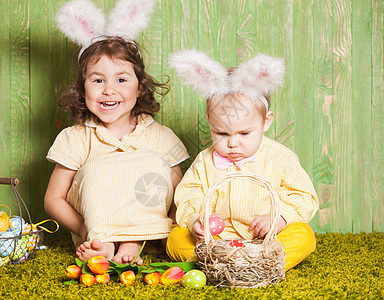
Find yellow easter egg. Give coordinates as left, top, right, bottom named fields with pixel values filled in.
left=0, top=217, right=9, bottom=232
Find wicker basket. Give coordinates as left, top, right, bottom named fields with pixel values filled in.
left=194, top=171, right=285, bottom=288
left=0, top=177, right=44, bottom=265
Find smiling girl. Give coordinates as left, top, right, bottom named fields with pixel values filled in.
left=44, top=37, right=188, bottom=265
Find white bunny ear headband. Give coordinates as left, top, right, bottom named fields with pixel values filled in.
left=169, top=49, right=285, bottom=111
left=56, top=0, right=156, bottom=58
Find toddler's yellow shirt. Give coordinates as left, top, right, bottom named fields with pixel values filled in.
left=175, top=136, right=319, bottom=240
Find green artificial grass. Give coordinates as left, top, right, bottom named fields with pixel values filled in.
left=0, top=233, right=383, bottom=299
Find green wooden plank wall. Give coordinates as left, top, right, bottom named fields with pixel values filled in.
left=0, top=0, right=383, bottom=233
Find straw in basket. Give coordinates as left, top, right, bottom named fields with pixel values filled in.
left=194, top=171, right=285, bottom=288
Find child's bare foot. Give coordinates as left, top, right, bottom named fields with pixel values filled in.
left=112, top=241, right=144, bottom=265
left=76, top=239, right=115, bottom=261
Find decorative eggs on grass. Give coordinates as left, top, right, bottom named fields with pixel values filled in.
left=201, top=215, right=225, bottom=236
left=182, top=270, right=206, bottom=289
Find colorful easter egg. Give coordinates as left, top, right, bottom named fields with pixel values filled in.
left=207, top=215, right=225, bottom=236
left=182, top=270, right=206, bottom=289
left=228, top=240, right=246, bottom=248
left=22, top=224, right=38, bottom=234
left=21, top=233, right=40, bottom=252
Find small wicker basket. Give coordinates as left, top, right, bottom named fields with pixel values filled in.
left=0, top=177, right=44, bottom=265
left=194, top=171, right=285, bottom=288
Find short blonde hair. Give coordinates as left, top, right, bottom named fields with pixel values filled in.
left=205, top=92, right=271, bottom=122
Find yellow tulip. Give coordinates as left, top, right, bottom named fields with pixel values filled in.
left=87, top=256, right=109, bottom=274
left=144, top=272, right=161, bottom=286
left=120, top=270, right=135, bottom=286
left=95, top=273, right=110, bottom=284
left=65, top=265, right=82, bottom=280
left=80, top=273, right=96, bottom=287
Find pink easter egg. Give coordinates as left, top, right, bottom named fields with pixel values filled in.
left=207, top=215, right=225, bottom=235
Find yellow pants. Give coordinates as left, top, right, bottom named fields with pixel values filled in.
left=166, top=222, right=316, bottom=272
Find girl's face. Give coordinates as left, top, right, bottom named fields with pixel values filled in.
left=84, top=55, right=140, bottom=129
left=208, top=94, right=273, bottom=161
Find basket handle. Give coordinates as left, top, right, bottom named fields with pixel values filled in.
left=199, top=171, right=281, bottom=246
left=0, top=177, right=34, bottom=233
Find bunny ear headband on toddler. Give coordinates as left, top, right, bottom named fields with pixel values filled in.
left=169, top=49, right=285, bottom=111
left=56, top=0, right=156, bottom=59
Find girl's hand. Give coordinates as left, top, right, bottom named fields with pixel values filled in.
left=250, top=214, right=287, bottom=238
left=191, top=219, right=205, bottom=241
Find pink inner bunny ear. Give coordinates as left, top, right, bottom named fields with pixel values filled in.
left=230, top=54, right=285, bottom=98
left=56, top=0, right=106, bottom=47
left=169, top=49, right=229, bottom=98
left=106, top=0, right=156, bottom=40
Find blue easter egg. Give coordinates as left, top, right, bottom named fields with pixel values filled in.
left=8, top=217, right=26, bottom=235
left=0, top=231, right=17, bottom=256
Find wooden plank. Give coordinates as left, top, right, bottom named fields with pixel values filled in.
left=6, top=0, right=31, bottom=218
left=293, top=0, right=314, bottom=169
left=197, top=0, right=217, bottom=152
left=292, top=1, right=315, bottom=176
left=332, top=0, right=353, bottom=233
left=141, top=0, right=163, bottom=123
left=372, top=0, right=384, bottom=232
left=311, top=0, right=334, bottom=233
left=168, top=0, right=200, bottom=170
left=0, top=1, right=15, bottom=209
left=351, top=0, right=372, bottom=232
left=29, top=0, right=69, bottom=224
left=272, top=1, right=295, bottom=151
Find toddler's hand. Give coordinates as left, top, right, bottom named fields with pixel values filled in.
left=191, top=219, right=205, bottom=241
left=250, top=215, right=287, bottom=238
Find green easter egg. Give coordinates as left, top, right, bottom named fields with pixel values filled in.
left=9, top=238, right=28, bottom=260
left=182, top=270, right=206, bottom=289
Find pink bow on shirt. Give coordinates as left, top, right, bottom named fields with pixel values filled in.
left=213, top=151, right=258, bottom=170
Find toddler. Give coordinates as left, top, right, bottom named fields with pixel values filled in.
left=166, top=50, right=319, bottom=271
left=44, top=0, right=188, bottom=264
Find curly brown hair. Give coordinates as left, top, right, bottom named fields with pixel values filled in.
left=58, top=37, right=169, bottom=124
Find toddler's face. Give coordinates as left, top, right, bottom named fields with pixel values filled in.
left=84, top=55, right=140, bottom=128
left=208, top=94, right=272, bottom=161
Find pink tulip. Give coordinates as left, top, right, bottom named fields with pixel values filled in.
left=160, top=267, right=184, bottom=285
